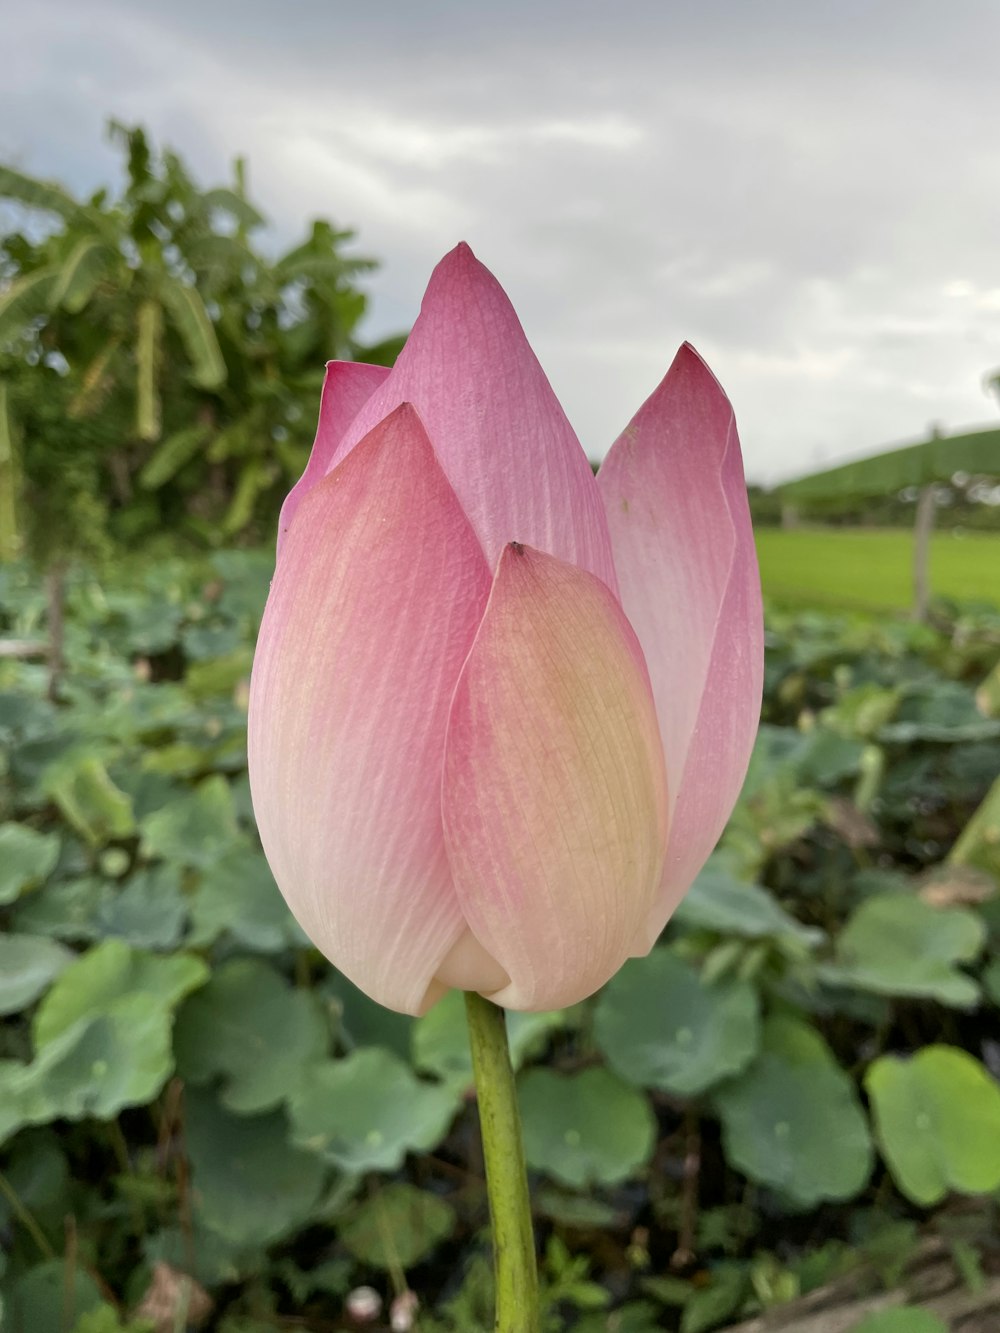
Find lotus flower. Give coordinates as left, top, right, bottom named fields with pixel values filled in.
left=248, top=243, right=763, bottom=1015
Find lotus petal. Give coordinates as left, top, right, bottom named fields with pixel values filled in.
left=442, top=543, right=668, bottom=1010
left=597, top=345, right=764, bottom=949
left=277, top=359, right=390, bottom=553
left=249, top=403, right=492, bottom=1013
left=329, top=244, right=617, bottom=589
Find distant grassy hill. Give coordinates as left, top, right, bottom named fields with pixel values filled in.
left=756, top=527, right=1000, bottom=611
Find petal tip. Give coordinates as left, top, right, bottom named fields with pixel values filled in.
left=433, top=240, right=483, bottom=280
left=425, top=242, right=501, bottom=306
left=671, top=342, right=732, bottom=411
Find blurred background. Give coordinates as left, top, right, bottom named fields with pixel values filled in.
left=1, top=3, right=999, bottom=1332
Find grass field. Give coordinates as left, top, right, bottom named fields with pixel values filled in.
left=756, top=526, right=1000, bottom=612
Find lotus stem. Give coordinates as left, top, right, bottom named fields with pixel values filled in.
left=464, top=991, right=540, bottom=1333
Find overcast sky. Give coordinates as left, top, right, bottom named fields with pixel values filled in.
left=3, top=0, right=999, bottom=482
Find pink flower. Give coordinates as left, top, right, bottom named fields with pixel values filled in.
left=248, top=244, right=763, bottom=1014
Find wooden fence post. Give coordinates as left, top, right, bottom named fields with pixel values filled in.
left=912, top=483, right=936, bottom=622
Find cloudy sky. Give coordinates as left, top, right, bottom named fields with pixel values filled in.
left=3, top=0, right=999, bottom=482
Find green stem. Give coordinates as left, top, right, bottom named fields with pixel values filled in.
left=0, top=1169, right=55, bottom=1259
left=464, top=991, right=540, bottom=1333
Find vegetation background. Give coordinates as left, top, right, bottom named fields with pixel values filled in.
left=1, top=129, right=999, bottom=1333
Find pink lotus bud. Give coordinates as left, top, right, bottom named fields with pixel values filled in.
left=248, top=244, right=763, bottom=1014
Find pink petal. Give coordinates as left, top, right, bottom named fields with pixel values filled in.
left=596, top=345, right=764, bottom=949
left=277, top=360, right=389, bottom=555
left=442, top=543, right=668, bottom=1011
left=248, top=403, right=493, bottom=1014
left=327, top=244, right=617, bottom=589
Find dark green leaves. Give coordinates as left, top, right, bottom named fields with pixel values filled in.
left=594, top=950, right=759, bottom=1096
left=0, top=934, right=73, bottom=1014
left=139, top=776, right=240, bottom=870
left=289, top=1049, right=459, bottom=1174
left=0, top=941, right=208, bottom=1144
left=674, top=861, right=822, bottom=945
left=33, top=939, right=207, bottom=1047
left=824, top=893, right=984, bottom=1006
left=339, top=1183, right=456, bottom=1269
left=184, top=1089, right=324, bottom=1247
left=175, top=959, right=328, bottom=1112
left=713, top=1018, right=873, bottom=1206
left=0, top=823, right=60, bottom=904
left=519, top=1068, right=656, bottom=1188
left=1, top=993, right=178, bottom=1143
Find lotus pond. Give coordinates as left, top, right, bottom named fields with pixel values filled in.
left=1, top=556, right=999, bottom=1332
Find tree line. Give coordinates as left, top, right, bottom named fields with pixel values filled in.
left=0, top=122, right=403, bottom=572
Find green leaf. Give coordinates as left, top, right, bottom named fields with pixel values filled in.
left=93, top=865, right=187, bottom=949
left=11, top=875, right=109, bottom=942
left=712, top=1016, right=873, bottom=1206
left=3, top=1260, right=103, bottom=1333
left=824, top=893, right=984, bottom=1006
left=0, top=268, right=59, bottom=343
left=0, top=380, right=20, bottom=560
left=289, top=1048, right=459, bottom=1173
left=68, top=334, right=122, bottom=418
left=323, top=973, right=413, bottom=1059
left=412, top=989, right=564, bottom=1089
left=577, top=1304, right=663, bottom=1333
left=143, top=1221, right=259, bottom=1287
left=159, top=276, right=227, bottom=389
left=821, top=684, right=902, bottom=740
left=135, top=297, right=163, bottom=442
left=181, top=621, right=243, bottom=660
left=138, top=423, right=211, bottom=489
left=50, top=237, right=115, bottom=313
left=535, top=1186, right=621, bottom=1228
left=0, top=934, right=74, bottom=1014
left=673, top=860, right=821, bottom=945
left=0, top=992, right=176, bottom=1141
left=40, top=751, right=136, bottom=847
left=71, top=1303, right=157, bottom=1333
left=204, top=411, right=259, bottom=463
left=47, top=999, right=174, bottom=1118
left=865, top=1046, right=1000, bottom=1206
left=140, top=775, right=240, bottom=869
left=200, top=186, right=265, bottom=230
left=174, top=958, right=328, bottom=1113
left=793, top=730, right=868, bottom=786
left=0, top=823, right=60, bottom=904
left=849, top=1311, right=947, bottom=1333
left=519, top=1067, right=656, bottom=1188
left=0, top=164, right=82, bottom=217
left=594, top=950, right=760, bottom=1096
left=138, top=421, right=212, bottom=490
left=183, top=1088, right=324, bottom=1247
left=33, top=938, right=207, bottom=1047
left=221, top=458, right=271, bottom=536
left=339, top=1182, right=455, bottom=1268
left=185, top=648, right=254, bottom=700
left=680, top=1264, right=749, bottom=1333
left=188, top=844, right=305, bottom=952
left=949, top=773, right=1000, bottom=880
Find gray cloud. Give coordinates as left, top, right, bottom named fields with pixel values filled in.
left=3, top=0, right=998, bottom=480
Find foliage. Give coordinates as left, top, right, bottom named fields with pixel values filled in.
left=0, top=126, right=403, bottom=567
left=1, top=557, right=999, bottom=1330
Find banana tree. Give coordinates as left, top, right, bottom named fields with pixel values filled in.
left=0, top=122, right=402, bottom=691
